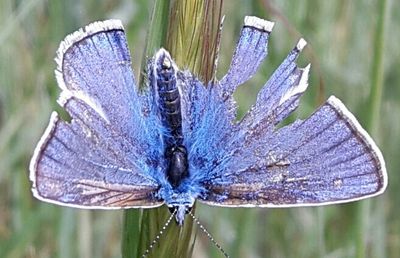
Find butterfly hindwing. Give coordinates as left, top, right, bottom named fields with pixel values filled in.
left=200, top=96, right=387, bottom=207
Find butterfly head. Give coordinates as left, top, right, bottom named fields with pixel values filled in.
left=160, top=189, right=195, bottom=225
left=169, top=204, right=191, bottom=225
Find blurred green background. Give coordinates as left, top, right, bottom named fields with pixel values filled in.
left=0, top=0, right=399, bottom=257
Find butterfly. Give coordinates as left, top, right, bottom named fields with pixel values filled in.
left=30, top=16, right=387, bottom=225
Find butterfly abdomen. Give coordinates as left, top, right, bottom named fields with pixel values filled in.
left=156, top=51, right=183, bottom=146
left=155, top=49, right=188, bottom=188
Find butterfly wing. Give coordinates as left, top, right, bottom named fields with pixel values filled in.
left=219, top=16, right=274, bottom=95
left=181, top=16, right=275, bottom=184
left=200, top=96, right=387, bottom=207
left=30, top=20, right=163, bottom=208
left=197, top=17, right=387, bottom=206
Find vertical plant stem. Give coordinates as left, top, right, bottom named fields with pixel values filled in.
left=365, top=0, right=388, bottom=134
left=122, top=1, right=223, bottom=257
left=122, top=1, right=170, bottom=258
left=356, top=0, right=389, bottom=257
left=167, top=0, right=224, bottom=81
left=317, top=207, right=326, bottom=257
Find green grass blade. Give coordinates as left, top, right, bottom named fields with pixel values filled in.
left=167, top=0, right=223, bottom=82
left=356, top=0, right=389, bottom=258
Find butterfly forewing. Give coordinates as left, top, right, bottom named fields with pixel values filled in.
left=219, top=16, right=274, bottom=94
left=30, top=20, right=163, bottom=209
left=241, top=39, right=309, bottom=132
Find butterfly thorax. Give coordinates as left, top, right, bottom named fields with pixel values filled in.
left=155, top=49, right=189, bottom=189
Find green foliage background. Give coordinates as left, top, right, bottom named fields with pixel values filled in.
left=0, top=0, right=399, bottom=257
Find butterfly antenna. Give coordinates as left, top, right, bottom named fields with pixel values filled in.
left=141, top=209, right=176, bottom=258
left=188, top=209, right=230, bottom=258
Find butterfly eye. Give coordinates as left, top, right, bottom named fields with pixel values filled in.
left=167, top=205, right=192, bottom=215
left=168, top=206, right=175, bottom=214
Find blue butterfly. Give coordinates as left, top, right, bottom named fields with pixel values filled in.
left=30, top=16, right=387, bottom=225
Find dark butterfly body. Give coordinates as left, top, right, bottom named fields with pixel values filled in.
left=154, top=52, right=189, bottom=189
left=30, top=16, right=387, bottom=225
